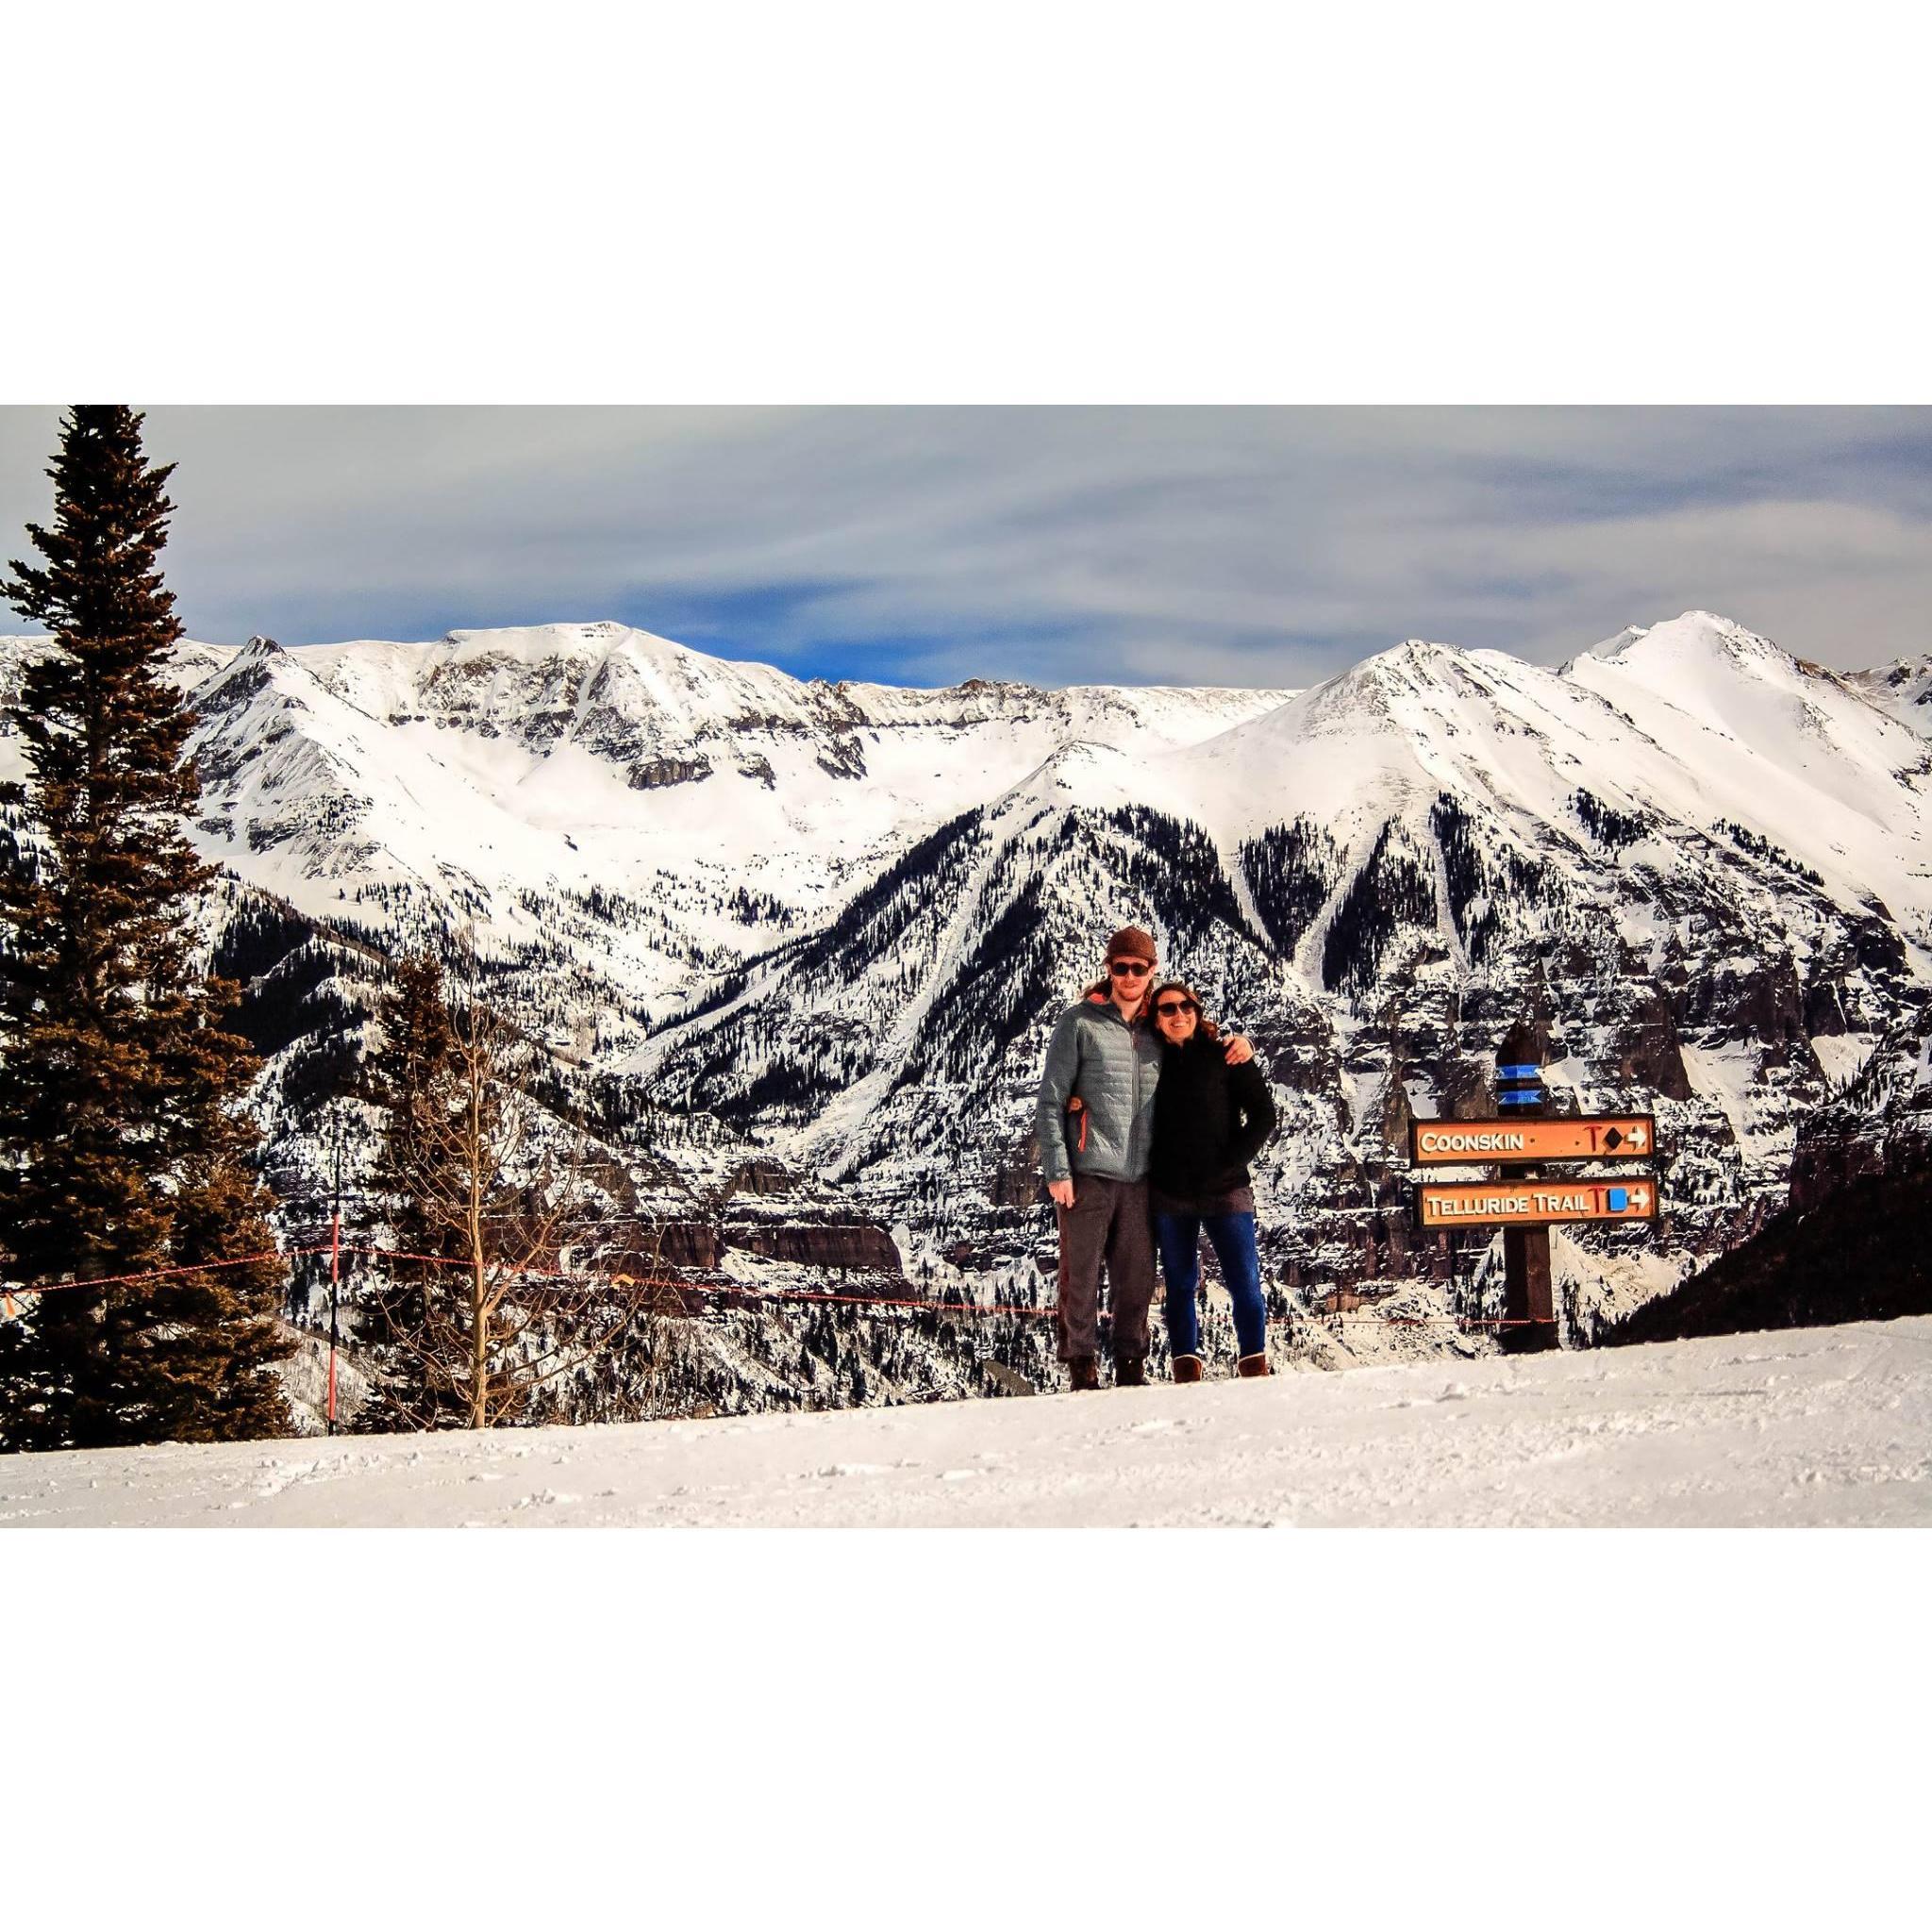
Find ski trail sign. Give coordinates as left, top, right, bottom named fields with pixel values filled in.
left=1415, top=1177, right=1658, bottom=1230
left=1408, top=1115, right=1657, bottom=1165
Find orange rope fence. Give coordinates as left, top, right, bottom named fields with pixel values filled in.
left=0, top=1241, right=1540, bottom=1331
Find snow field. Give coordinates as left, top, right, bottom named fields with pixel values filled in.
left=7, top=1315, right=1929, bottom=1527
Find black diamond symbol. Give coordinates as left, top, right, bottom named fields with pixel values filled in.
left=1603, top=1128, right=1624, bottom=1151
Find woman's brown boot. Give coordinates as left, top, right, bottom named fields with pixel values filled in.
left=1115, top=1354, right=1147, bottom=1388
left=1067, top=1356, right=1100, bottom=1391
left=1172, top=1355, right=1204, bottom=1384
left=1236, top=1352, right=1271, bottom=1378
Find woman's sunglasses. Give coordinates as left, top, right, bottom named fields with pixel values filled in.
left=1108, top=960, right=1152, bottom=978
left=1154, top=998, right=1199, bottom=1018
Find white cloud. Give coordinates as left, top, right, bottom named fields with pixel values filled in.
left=3, top=405, right=1927, bottom=684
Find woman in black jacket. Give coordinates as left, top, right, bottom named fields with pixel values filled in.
left=1147, top=979, right=1278, bottom=1380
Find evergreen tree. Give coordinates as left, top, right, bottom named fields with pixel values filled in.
left=353, top=951, right=465, bottom=1430
left=0, top=406, right=291, bottom=1449
left=368, top=952, right=460, bottom=1256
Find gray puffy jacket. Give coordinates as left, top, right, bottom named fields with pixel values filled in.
left=1034, top=995, right=1163, bottom=1186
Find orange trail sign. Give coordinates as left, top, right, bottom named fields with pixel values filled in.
left=1407, top=1115, right=1657, bottom=1165
left=1415, top=1178, right=1658, bottom=1229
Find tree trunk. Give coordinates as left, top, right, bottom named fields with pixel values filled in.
left=472, top=1248, right=488, bottom=1429
left=470, top=1086, right=488, bottom=1429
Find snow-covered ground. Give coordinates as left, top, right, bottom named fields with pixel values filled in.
left=8, top=1316, right=1929, bottom=1526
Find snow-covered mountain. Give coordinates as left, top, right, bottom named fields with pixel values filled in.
left=4, top=609, right=1929, bottom=1416
left=122, top=622, right=1293, bottom=1018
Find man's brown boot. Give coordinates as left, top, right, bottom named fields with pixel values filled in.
left=1236, top=1352, right=1271, bottom=1378
left=1116, top=1354, right=1147, bottom=1388
left=1067, top=1356, right=1100, bottom=1391
left=1172, top=1355, right=1204, bottom=1384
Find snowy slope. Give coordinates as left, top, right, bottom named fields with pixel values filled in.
left=6, top=1315, right=1928, bottom=1526
left=1566, top=613, right=1932, bottom=941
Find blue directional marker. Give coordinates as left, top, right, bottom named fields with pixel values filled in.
left=1607, top=1187, right=1628, bottom=1211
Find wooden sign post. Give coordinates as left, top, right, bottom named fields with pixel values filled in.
left=1406, top=1022, right=1662, bottom=1354
left=1495, top=1022, right=1555, bottom=1350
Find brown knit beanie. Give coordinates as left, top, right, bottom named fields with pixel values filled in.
left=1105, top=925, right=1158, bottom=965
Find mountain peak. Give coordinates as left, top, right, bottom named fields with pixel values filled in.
left=1562, top=611, right=1808, bottom=689
left=1299, top=636, right=1482, bottom=721
left=439, top=621, right=691, bottom=665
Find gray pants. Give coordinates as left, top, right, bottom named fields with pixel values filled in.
left=1055, top=1174, right=1155, bottom=1362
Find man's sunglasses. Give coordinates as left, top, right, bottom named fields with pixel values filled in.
left=1155, top=998, right=1199, bottom=1018
left=1108, top=960, right=1152, bottom=978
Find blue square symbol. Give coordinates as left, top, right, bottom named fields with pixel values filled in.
left=1607, top=1188, right=1628, bottom=1211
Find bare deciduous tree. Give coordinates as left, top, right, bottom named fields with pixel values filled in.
left=359, top=952, right=685, bottom=1431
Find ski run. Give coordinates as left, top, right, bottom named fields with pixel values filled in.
left=7, top=1316, right=1928, bottom=1527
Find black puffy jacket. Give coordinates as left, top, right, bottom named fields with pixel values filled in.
left=1149, top=1032, right=1278, bottom=1198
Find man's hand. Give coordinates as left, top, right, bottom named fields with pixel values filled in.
left=1048, top=1178, right=1076, bottom=1208
left=1224, top=1032, right=1255, bottom=1065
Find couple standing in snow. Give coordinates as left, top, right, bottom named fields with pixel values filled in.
left=1035, top=924, right=1278, bottom=1391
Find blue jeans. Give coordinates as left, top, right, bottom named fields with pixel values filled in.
left=1154, top=1209, right=1268, bottom=1360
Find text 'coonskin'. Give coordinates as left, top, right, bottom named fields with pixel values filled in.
left=1407, top=1116, right=1657, bottom=1165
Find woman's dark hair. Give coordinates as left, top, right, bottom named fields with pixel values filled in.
left=1149, top=977, right=1221, bottom=1041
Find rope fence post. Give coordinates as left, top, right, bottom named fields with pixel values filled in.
left=327, top=1118, right=342, bottom=1435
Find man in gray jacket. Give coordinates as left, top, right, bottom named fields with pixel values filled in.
left=1036, top=924, right=1251, bottom=1389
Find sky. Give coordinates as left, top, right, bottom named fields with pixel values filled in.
left=3, top=406, right=1928, bottom=689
